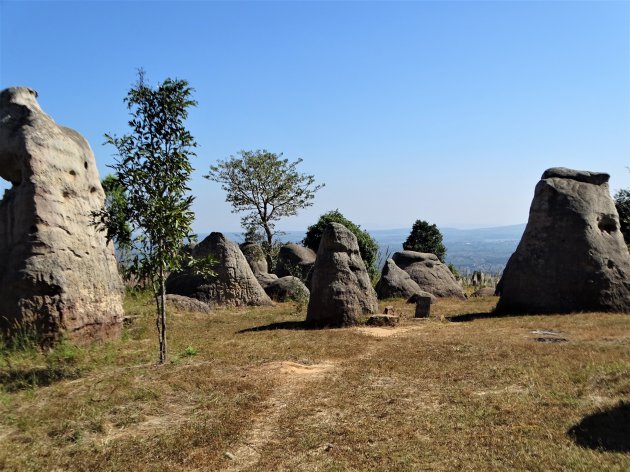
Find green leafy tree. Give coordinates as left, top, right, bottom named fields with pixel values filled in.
left=303, top=209, right=379, bottom=280
left=614, top=189, right=630, bottom=246
left=100, top=174, right=133, bottom=277
left=205, top=150, right=324, bottom=265
left=403, top=220, right=447, bottom=262
left=93, top=71, right=210, bottom=364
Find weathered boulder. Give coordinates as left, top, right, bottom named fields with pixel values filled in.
left=376, top=258, right=437, bottom=300
left=166, top=294, right=212, bottom=314
left=166, top=232, right=272, bottom=307
left=0, top=87, right=124, bottom=344
left=392, top=251, right=466, bottom=299
left=496, top=167, right=630, bottom=314
left=306, top=223, right=378, bottom=327
left=366, top=314, right=399, bottom=327
left=240, top=242, right=268, bottom=274
left=275, top=243, right=316, bottom=280
left=264, top=276, right=309, bottom=302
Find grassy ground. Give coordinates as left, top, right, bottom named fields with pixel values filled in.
left=0, top=293, right=629, bottom=471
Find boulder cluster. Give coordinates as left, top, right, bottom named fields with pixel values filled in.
left=2, top=84, right=627, bottom=346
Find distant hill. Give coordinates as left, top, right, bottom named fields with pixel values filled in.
left=209, top=223, right=526, bottom=275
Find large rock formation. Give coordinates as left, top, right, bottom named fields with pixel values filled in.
left=375, top=258, right=435, bottom=301
left=275, top=243, right=316, bottom=280
left=306, top=223, right=378, bottom=326
left=496, top=167, right=630, bottom=314
left=166, top=232, right=272, bottom=307
left=392, top=251, right=465, bottom=299
left=0, top=87, right=124, bottom=343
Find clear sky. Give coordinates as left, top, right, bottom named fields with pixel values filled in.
left=1, top=0, right=629, bottom=233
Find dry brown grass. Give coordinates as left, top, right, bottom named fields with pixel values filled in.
left=0, top=293, right=629, bottom=471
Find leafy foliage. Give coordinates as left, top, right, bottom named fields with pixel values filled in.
left=303, top=209, right=379, bottom=280
left=205, top=150, right=324, bottom=255
left=403, top=220, right=447, bottom=262
left=614, top=189, right=630, bottom=246
left=92, top=70, right=210, bottom=364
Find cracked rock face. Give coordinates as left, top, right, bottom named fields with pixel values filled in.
left=0, top=87, right=124, bottom=343
left=306, top=222, right=378, bottom=327
left=496, top=167, right=630, bottom=314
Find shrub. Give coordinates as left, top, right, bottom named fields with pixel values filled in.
left=303, top=210, right=379, bottom=280
left=403, top=220, right=447, bottom=262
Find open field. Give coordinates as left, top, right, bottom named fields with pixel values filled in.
left=1, top=294, right=629, bottom=471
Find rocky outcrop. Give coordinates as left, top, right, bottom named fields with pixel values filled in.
left=240, top=242, right=268, bottom=274
left=166, top=232, right=272, bottom=307
left=496, top=167, right=630, bottom=314
left=306, top=223, right=378, bottom=327
left=0, top=87, right=124, bottom=344
left=375, top=258, right=436, bottom=300
left=392, top=251, right=465, bottom=299
left=275, top=243, right=316, bottom=279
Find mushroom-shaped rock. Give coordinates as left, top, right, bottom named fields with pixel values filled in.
left=166, top=232, right=272, bottom=307
left=306, top=223, right=378, bottom=327
left=391, top=251, right=465, bottom=299
left=0, top=87, right=124, bottom=344
left=496, top=167, right=630, bottom=314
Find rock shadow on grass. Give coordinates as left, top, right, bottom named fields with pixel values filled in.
left=568, top=402, right=630, bottom=453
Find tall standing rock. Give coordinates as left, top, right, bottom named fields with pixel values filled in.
left=496, top=167, right=630, bottom=314
left=240, top=242, right=268, bottom=274
left=166, top=232, right=272, bottom=307
left=0, top=87, right=124, bottom=343
left=306, top=223, right=378, bottom=327
left=392, top=251, right=465, bottom=299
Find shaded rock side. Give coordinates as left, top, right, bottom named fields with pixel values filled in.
left=0, top=87, right=124, bottom=344
left=166, top=294, right=212, bottom=314
left=306, top=223, right=378, bottom=327
left=391, top=251, right=465, bottom=299
left=240, top=242, right=268, bottom=274
left=376, top=258, right=434, bottom=300
left=496, top=167, right=630, bottom=314
left=166, top=232, right=272, bottom=307
left=275, top=243, right=316, bottom=279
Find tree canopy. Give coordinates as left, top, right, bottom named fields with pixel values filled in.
left=303, top=209, right=379, bottom=280
left=403, top=220, right=447, bottom=262
left=205, top=150, right=324, bottom=250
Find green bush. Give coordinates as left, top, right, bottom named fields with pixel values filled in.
left=303, top=209, right=379, bottom=280
left=403, top=220, right=446, bottom=262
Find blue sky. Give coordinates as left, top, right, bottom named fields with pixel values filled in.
left=1, top=0, right=629, bottom=233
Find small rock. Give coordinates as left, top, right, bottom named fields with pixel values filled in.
left=383, top=306, right=395, bottom=315
left=324, top=443, right=334, bottom=452
left=366, top=314, right=400, bottom=327
left=414, top=296, right=432, bottom=318
left=224, top=452, right=235, bottom=460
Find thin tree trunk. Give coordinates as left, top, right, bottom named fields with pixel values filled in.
left=263, top=223, right=273, bottom=270
left=158, top=258, right=167, bottom=364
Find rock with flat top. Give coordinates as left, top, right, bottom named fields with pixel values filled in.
left=366, top=314, right=399, bottom=327
left=496, top=167, right=630, bottom=314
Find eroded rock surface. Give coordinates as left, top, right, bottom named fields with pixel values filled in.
left=392, top=251, right=465, bottom=299
left=275, top=243, right=316, bottom=280
left=376, top=258, right=435, bottom=300
left=0, top=87, right=124, bottom=343
left=240, top=242, right=268, bottom=274
left=264, top=276, right=309, bottom=302
left=306, top=223, right=378, bottom=327
left=496, top=167, right=630, bottom=314
left=166, top=232, right=272, bottom=307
